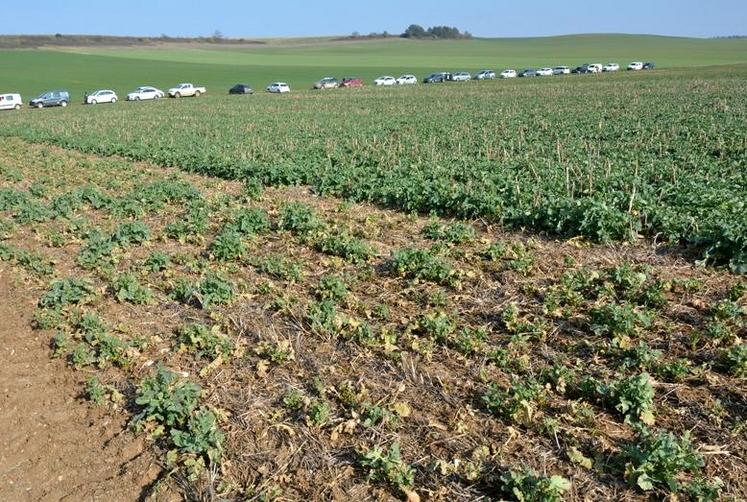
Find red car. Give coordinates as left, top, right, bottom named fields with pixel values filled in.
left=339, top=77, right=364, bottom=88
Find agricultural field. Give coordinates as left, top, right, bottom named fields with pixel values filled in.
left=0, top=133, right=745, bottom=500
left=0, top=36, right=746, bottom=501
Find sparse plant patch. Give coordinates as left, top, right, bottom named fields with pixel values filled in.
left=391, top=247, right=458, bottom=287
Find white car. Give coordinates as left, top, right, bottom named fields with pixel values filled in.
left=126, top=86, right=164, bottom=101
left=452, top=72, right=471, bottom=81
left=500, top=69, right=517, bottom=79
left=85, top=89, right=117, bottom=105
left=266, top=82, right=290, bottom=93
left=553, top=66, right=570, bottom=75
left=536, top=68, right=554, bottom=77
left=374, top=76, right=397, bottom=86
left=603, top=63, right=620, bottom=72
left=627, top=61, right=644, bottom=71
left=587, top=63, right=604, bottom=73
left=396, top=75, right=418, bottom=85
left=0, top=93, right=22, bottom=110
left=168, top=83, right=206, bottom=98
left=474, top=70, right=496, bottom=80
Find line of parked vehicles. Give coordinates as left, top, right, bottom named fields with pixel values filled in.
left=0, top=61, right=655, bottom=110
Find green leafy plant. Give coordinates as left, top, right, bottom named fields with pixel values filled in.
left=623, top=429, right=705, bottom=493
left=197, top=272, right=235, bottom=308
left=112, top=221, right=150, bottom=246
left=423, top=221, right=476, bottom=244
left=133, top=365, right=201, bottom=433
left=257, top=255, right=302, bottom=282
left=77, top=229, right=114, bottom=269
left=359, top=442, right=415, bottom=492
left=39, top=278, right=93, bottom=308
left=313, top=231, right=376, bottom=263
left=482, top=379, right=544, bottom=427
left=176, top=323, right=233, bottom=360
left=112, top=273, right=152, bottom=304
left=390, top=247, right=457, bottom=287
left=278, top=202, right=324, bottom=236
left=230, top=207, right=270, bottom=235
left=209, top=228, right=247, bottom=261
left=142, top=251, right=171, bottom=272
left=170, top=407, right=224, bottom=464
left=499, top=468, right=571, bottom=502
left=315, top=274, right=348, bottom=302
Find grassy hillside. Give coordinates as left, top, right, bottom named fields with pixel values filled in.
left=1, top=34, right=746, bottom=98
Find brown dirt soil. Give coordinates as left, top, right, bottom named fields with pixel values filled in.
left=0, top=270, right=163, bottom=501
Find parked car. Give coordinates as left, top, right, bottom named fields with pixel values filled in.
left=127, top=86, right=164, bottom=101
left=423, top=72, right=451, bottom=83
left=374, top=76, right=397, bottom=86
left=643, top=62, right=656, bottom=70
left=339, top=77, right=364, bottom=88
left=313, top=77, right=338, bottom=90
left=603, top=63, right=620, bottom=72
left=452, top=72, right=472, bottom=81
left=229, top=84, right=254, bottom=95
left=500, top=69, right=517, bottom=79
left=85, top=89, right=117, bottom=105
left=536, top=68, right=554, bottom=77
left=29, top=90, right=70, bottom=108
left=0, top=93, right=23, bottom=110
left=552, top=66, right=570, bottom=75
left=396, top=74, right=418, bottom=85
left=474, top=70, right=496, bottom=80
left=266, top=82, right=290, bottom=93
left=627, top=61, right=644, bottom=71
left=573, top=64, right=599, bottom=74
left=518, top=69, right=537, bottom=77
left=168, top=83, right=206, bottom=98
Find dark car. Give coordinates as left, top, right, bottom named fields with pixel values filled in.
left=229, top=84, right=253, bottom=95
left=29, top=90, right=70, bottom=109
left=643, top=62, right=656, bottom=70
left=339, top=77, right=364, bottom=88
left=518, top=69, right=537, bottom=77
left=423, top=72, right=451, bottom=83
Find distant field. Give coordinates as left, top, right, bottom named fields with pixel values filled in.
left=1, top=34, right=747, bottom=97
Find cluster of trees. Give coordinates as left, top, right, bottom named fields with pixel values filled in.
left=401, top=24, right=472, bottom=40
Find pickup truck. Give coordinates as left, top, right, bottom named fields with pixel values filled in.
left=168, top=83, right=206, bottom=98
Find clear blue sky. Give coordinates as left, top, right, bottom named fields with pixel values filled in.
left=4, top=0, right=746, bottom=38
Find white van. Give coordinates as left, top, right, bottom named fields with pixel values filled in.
left=0, top=93, right=22, bottom=110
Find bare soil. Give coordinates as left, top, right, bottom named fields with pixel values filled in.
left=0, top=270, right=162, bottom=501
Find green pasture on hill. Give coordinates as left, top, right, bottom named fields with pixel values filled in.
left=1, top=34, right=747, bottom=98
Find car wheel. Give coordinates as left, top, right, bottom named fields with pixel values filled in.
left=194, top=91, right=201, bottom=97
left=14, top=104, right=21, bottom=110
left=60, top=101, right=67, bottom=107
left=37, top=102, right=43, bottom=109
left=135, top=96, right=141, bottom=101
left=111, top=98, right=117, bottom=104
left=174, top=92, right=181, bottom=98
left=91, top=99, right=97, bottom=105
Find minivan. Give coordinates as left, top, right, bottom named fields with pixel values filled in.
left=29, top=90, right=70, bottom=109
left=0, top=93, right=22, bottom=110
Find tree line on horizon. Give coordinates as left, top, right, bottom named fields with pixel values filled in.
left=349, top=24, right=472, bottom=40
